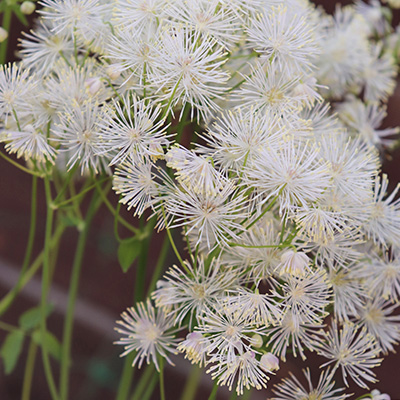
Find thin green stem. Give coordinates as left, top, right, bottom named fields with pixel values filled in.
left=94, top=178, right=139, bottom=234
left=0, top=320, right=18, bottom=332
left=21, top=340, right=38, bottom=400
left=0, top=6, right=12, bottom=64
left=207, top=381, right=218, bottom=400
left=180, top=365, right=202, bottom=400
left=161, top=75, right=183, bottom=121
left=160, top=205, right=187, bottom=271
left=141, top=373, right=159, bottom=400
left=131, top=365, right=155, bottom=400
left=159, top=358, right=166, bottom=400
left=55, top=177, right=109, bottom=208
left=0, top=151, right=45, bottom=178
left=41, top=177, right=60, bottom=400
left=147, top=234, right=170, bottom=296
left=59, top=192, right=102, bottom=400
left=52, top=165, right=79, bottom=206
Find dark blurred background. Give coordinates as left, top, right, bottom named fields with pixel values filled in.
left=1, top=1, right=400, bottom=399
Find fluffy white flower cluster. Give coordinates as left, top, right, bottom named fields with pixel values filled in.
left=1, top=0, right=400, bottom=398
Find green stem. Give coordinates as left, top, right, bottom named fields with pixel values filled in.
left=147, top=234, right=170, bottom=296
left=59, top=192, right=102, bottom=400
left=116, top=217, right=156, bottom=400
left=41, top=177, right=60, bottom=400
left=0, top=151, right=45, bottom=178
left=21, top=340, right=38, bottom=400
left=180, top=365, right=202, bottom=400
left=161, top=75, right=183, bottom=120
left=207, top=381, right=218, bottom=400
left=131, top=365, right=155, bottom=400
left=159, top=358, right=166, bottom=400
left=0, top=320, right=18, bottom=332
left=0, top=223, right=65, bottom=317
left=55, top=177, right=109, bottom=208
left=94, top=178, right=139, bottom=235
left=0, top=6, right=12, bottom=64
left=141, top=373, right=159, bottom=400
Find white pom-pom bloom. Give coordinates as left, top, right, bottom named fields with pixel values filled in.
left=114, top=300, right=180, bottom=372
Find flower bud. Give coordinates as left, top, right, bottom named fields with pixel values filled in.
left=20, top=1, right=36, bottom=15
left=279, top=250, right=310, bottom=276
left=250, top=334, right=263, bottom=348
left=0, top=27, right=8, bottom=43
left=106, top=64, right=123, bottom=81
left=260, top=353, right=280, bottom=372
left=371, top=389, right=391, bottom=400
left=85, top=77, right=102, bottom=95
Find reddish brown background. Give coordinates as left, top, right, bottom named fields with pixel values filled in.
left=1, top=1, right=400, bottom=399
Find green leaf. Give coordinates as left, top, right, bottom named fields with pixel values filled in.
left=32, top=330, right=62, bottom=361
left=1, top=330, right=24, bottom=374
left=19, top=304, right=53, bottom=331
left=117, top=237, right=141, bottom=273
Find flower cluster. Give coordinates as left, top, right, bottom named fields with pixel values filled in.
left=1, top=0, right=400, bottom=398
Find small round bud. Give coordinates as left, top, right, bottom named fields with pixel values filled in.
left=20, top=1, right=36, bottom=15
left=0, top=27, right=8, bottom=43
left=106, top=64, right=123, bottom=81
left=260, top=353, right=280, bottom=372
left=250, top=334, right=263, bottom=348
left=279, top=250, right=310, bottom=276
left=85, top=77, right=102, bottom=95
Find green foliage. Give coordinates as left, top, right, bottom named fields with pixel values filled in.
left=1, top=330, right=24, bottom=374
left=118, top=237, right=142, bottom=273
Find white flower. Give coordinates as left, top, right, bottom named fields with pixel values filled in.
left=316, top=321, right=382, bottom=389
left=152, top=256, right=237, bottom=326
left=363, top=175, right=400, bottom=248
left=200, top=108, right=282, bottom=173
left=165, top=145, right=227, bottom=196
left=39, top=0, right=107, bottom=43
left=235, top=62, right=305, bottom=116
left=113, top=157, right=160, bottom=217
left=207, top=350, right=271, bottom=395
left=363, top=44, right=397, bottom=103
left=99, top=94, right=169, bottom=165
left=177, top=332, right=208, bottom=367
left=274, top=270, right=331, bottom=324
left=267, top=310, right=324, bottom=361
left=246, top=139, right=330, bottom=214
left=329, top=267, right=367, bottom=321
left=0, top=63, right=35, bottom=123
left=150, top=26, right=229, bottom=121
left=114, top=299, right=180, bottom=371
left=247, top=5, right=318, bottom=74
left=1, top=123, right=57, bottom=164
left=355, top=297, right=400, bottom=355
left=319, top=133, right=379, bottom=205
left=164, top=0, right=240, bottom=50
left=162, top=178, right=248, bottom=250
left=337, top=99, right=399, bottom=147
left=52, top=100, right=108, bottom=174
left=112, top=0, right=165, bottom=35
left=20, top=22, right=76, bottom=76
left=271, top=368, right=349, bottom=400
